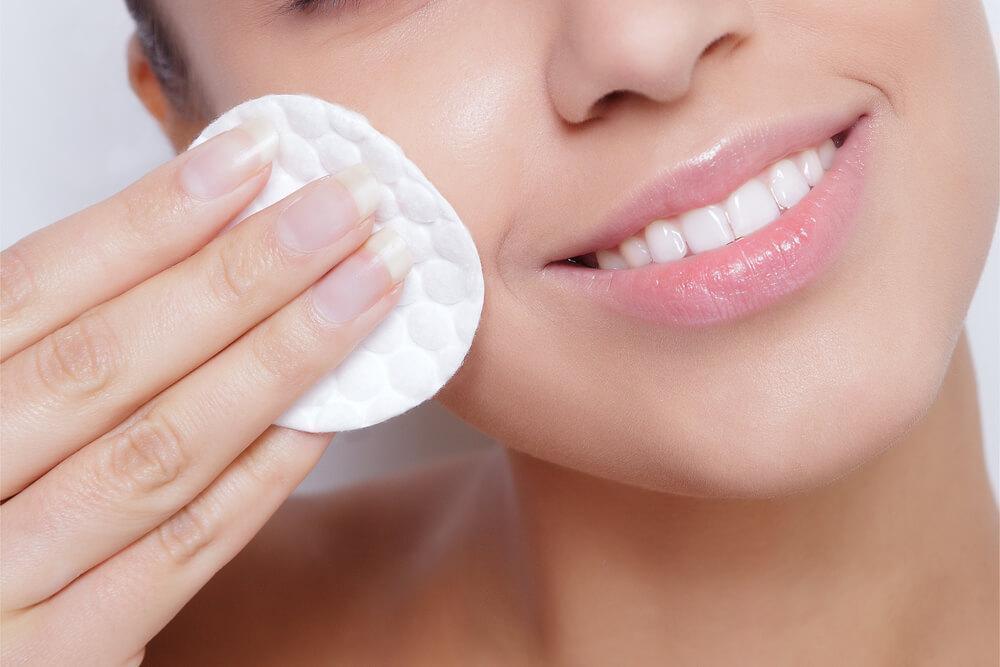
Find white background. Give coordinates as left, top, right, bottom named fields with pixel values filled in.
left=1, top=1, right=997, bottom=498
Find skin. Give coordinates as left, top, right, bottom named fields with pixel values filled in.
left=147, top=0, right=999, bottom=496
left=2, top=0, right=997, bottom=664
left=0, top=107, right=405, bottom=663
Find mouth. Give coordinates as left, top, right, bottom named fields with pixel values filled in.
left=543, top=111, right=871, bottom=327
left=565, top=130, right=849, bottom=270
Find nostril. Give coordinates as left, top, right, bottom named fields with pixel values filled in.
left=701, top=33, right=733, bottom=58
left=597, top=89, right=628, bottom=108
left=585, top=89, right=630, bottom=120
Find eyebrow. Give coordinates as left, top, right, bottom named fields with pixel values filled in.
left=269, top=0, right=335, bottom=16
left=284, top=0, right=322, bottom=9
left=253, top=0, right=314, bottom=27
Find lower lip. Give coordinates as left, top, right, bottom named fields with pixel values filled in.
left=543, top=117, right=871, bottom=328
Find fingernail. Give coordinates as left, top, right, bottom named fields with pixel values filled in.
left=276, top=173, right=372, bottom=253
left=363, top=228, right=414, bottom=283
left=312, top=229, right=412, bottom=324
left=180, top=119, right=279, bottom=201
left=334, top=163, right=381, bottom=220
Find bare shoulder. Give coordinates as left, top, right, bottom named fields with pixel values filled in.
left=145, top=447, right=519, bottom=666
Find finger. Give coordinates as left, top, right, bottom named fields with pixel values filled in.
left=3, top=426, right=329, bottom=667
left=0, top=120, right=278, bottom=359
left=1, top=166, right=379, bottom=498
left=1, top=231, right=409, bottom=610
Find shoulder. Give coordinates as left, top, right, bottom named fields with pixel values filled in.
left=144, top=447, right=516, bottom=665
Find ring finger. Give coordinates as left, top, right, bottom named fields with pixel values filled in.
left=3, top=425, right=330, bottom=667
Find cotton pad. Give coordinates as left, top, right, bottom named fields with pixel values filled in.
left=190, top=94, right=484, bottom=433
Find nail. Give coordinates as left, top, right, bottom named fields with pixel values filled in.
left=276, top=167, right=378, bottom=253
left=334, top=163, right=381, bottom=220
left=312, top=229, right=412, bottom=324
left=362, top=227, right=413, bottom=283
left=180, top=119, right=279, bottom=201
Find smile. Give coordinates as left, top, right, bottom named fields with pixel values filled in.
left=577, top=134, right=844, bottom=270
left=544, top=111, right=871, bottom=327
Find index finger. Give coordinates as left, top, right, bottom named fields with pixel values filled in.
left=0, top=120, right=278, bottom=359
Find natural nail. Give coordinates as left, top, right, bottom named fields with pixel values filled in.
left=361, top=227, right=413, bottom=283
left=312, top=229, right=412, bottom=323
left=277, top=174, right=370, bottom=253
left=180, top=118, right=279, bottom=201
left=334, top=163, right=381, bottom=220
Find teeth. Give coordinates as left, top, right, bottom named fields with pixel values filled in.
left=766, top=159, right=810, bottom=210
left=594, top=134, right=842, bottom=269
left=644, top=220, right=687, bottom=263
left=619, top=236, right=652, bottom=268
left=818, top=139, right=837, bottom=169
left=595, top=249, right=628, bottom=270
left=725, top=178, right=780, bottom=237
left=793, top=149, right=824, bottom=187
left=681, top=205, right=734, bottom=253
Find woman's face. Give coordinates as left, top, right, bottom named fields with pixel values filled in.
left=157, top=0, right=998, bottom=496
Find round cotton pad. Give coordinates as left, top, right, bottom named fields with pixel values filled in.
left=190, top=94, right=484, bottom=433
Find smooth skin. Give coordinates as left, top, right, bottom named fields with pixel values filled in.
left=0, top=126, right=405, bottom=664
left=141, top=0, right=1000, bottom=497
left=4, top=0, right=1000, bottom=664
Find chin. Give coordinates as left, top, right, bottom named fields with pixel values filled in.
left=441, top=253, right=964, bottom=501
left=633, top=355, right=950, bottom=500
left=491, top=364, right=948, bottom=501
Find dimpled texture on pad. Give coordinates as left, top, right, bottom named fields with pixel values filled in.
left=190, top=95, right=484, bottom=433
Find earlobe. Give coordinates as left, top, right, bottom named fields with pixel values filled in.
left=126, top=35, right=201, bottom=152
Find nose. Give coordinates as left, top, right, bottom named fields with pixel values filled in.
left=546, top=0, right=754, bottom=124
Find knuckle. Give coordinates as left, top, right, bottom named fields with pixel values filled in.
left=207, top=242, right=253, bottom=304
left=0, top=244, right=35, bottom=319
left=154, top=496, right=220, bottom=566
left=92, top=409, right=189, bottom=499
left=205, top=237, right=278, bottom=306
left=247, top=321, right=309, bottom=387
left=238, top=439, right=287, bottom=487
left=33, top=310, right=119, bottom=398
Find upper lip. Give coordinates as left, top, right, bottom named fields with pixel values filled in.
left=552, top=107, right=866, bottom=263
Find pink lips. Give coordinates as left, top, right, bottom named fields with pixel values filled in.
left=544, top=115, right=871, bottom=328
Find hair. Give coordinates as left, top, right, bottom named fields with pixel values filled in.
left=124, top=0, right=200, bottom=116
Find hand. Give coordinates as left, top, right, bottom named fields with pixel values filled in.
left=0, top=120, right=409, bottom=665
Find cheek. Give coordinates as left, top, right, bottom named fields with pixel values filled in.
left=832, top=0, right=998, bottom=360
left=188, top=3, right=537, bottom=251
left=190, top=2, right=542, bottom=343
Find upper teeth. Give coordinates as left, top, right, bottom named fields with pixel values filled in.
left=594, top=137, right=839, bottom=270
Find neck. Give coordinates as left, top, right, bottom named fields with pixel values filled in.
left=506, top=331, right=998, bottom=665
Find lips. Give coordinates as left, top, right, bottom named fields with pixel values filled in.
left=542, top=112, right=871, bottom=327
left=581, top=132, right=845, bottom=270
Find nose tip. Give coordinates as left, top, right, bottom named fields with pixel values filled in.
left=547, top=1, right=754, bottom=124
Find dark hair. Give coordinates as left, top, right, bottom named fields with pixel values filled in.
left=124, top=0, right=201, bottom=116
